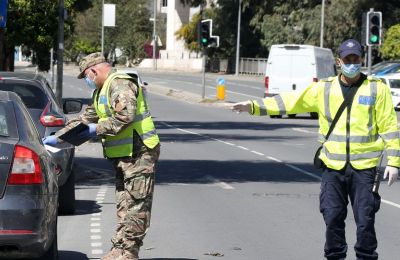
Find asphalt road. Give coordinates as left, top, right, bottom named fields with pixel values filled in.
left=51, top=69, right=400, bottom=259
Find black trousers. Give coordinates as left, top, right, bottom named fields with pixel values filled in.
left=319, top=164, right=381, bottom=260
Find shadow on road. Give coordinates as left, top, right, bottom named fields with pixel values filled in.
left=59, top=251, right=88, bottom=260
left=72, top=156, right=321, bottom=186
left=72, top=199, right=102, bottom=215
left=141, top=259, right=198, bottom=260
left=156, top=160, right=320, bottom=184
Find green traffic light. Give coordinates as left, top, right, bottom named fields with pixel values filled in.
left=202, top=38, right=208, bottom=44
left=370, top=35, right=378, bottom=43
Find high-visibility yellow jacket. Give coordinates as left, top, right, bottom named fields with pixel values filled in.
left=93, top=72, right=159, bottom=159
left=250, top=75, right=400, bottom=170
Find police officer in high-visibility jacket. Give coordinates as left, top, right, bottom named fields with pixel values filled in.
left=231, top=39, right=399, bottom=260
left=43, top=52, right=160, bottom=260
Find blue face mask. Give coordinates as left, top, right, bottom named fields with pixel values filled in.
left=84, top=75, right=97, bottom=90
left=341, top=63, right=361, bottom=78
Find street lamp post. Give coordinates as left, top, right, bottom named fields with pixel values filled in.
left=235, top=0, right=242, bottom=76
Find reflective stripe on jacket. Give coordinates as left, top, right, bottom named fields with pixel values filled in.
left=93, top=72, right=159, bottom=158
left=251, top=75, right=400, bottom=170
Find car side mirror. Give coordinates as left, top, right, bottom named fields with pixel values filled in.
left=143, top=81, right=148, bottom=86
left=63, top=99, right=83, bottom=114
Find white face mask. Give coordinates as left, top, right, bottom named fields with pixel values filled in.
left=340, top=61, right=361, bottom=78
left=84, top=71, right=97, bottom=89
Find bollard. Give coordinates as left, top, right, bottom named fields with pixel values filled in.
left=216, top=78, right=225, bottom=100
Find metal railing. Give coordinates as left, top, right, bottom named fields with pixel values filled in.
left=208, top=57, right=267, bottom=75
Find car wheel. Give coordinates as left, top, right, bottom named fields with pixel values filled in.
left=288, top=114, right=296, bottom=118
left=58, top=170, right=75, bottom=215
left=39, top=230, right=58, bottom=259
left=310, top=112, right=319, bottom=119
left=270, top=115, right=282, bottom=119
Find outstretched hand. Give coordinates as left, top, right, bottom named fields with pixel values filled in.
left=383, top=166, right=398, bottom=186
left=230, top=101, right=251, bottom=113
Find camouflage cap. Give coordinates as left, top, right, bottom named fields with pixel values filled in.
left=77, top=52, right=106, bottom=79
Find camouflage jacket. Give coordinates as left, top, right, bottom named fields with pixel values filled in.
left=56, top=70, right=141, bottom=140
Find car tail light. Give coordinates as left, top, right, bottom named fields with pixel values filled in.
left=40, top=102, right=65, bottom=127
left=313, top=77, right=318, bottom=82
left=264, top=76, right=269, bottom=94
left=8, top=145, right=43, bottom=185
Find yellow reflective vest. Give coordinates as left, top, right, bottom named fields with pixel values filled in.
left=250, top=75, right=400, bottom=170
left=93, top=72, right=159, bottom=159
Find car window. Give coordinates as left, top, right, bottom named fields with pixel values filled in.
left=0, top=83, right=48, bottom=109
left=389, top=79, right=400, bottom=89
left=0, top=101, right=18, bottom=138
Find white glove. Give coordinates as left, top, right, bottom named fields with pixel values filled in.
left=383, top=166, right=398, bottom=186
left=231, top=101, right=251, bottom=113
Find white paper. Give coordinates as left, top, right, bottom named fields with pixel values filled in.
left=45, top=145, right=61, bottom=153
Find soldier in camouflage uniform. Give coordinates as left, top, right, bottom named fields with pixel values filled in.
left=44, top=53, right=160, bottom=260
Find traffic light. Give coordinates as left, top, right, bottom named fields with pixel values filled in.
left=200, top=20, right=211, bottom=47
left=366, top=11, right=382, bottom=46
left=200, top=19, right=220, bottom=48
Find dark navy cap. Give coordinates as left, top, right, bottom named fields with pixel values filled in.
left=339, top=39, right=362, bottom=58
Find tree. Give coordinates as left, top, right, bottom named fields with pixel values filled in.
left=381, top=24, right=400, bottom=60
left=0, top=0, right=89, bottom=71
left=67, top=0, right=152, bottom=65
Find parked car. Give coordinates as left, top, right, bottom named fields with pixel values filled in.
left=371, top=61, right=400, bottom=76
left=0, top=72, right=82, bottom=215
left=379, top=73, right=400, bottom=110
left=0, top=91, right=58, bottom=259
left=264, top=44, right=336, bottom=118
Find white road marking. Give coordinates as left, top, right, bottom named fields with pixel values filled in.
left=292, top=128, right=318, bottom=134
left=266, top=156, right=283, bottom=163
left=237, top=146, right=249, bottom=151
left=91, top=217, right=101, bottom=221
left=91, top=235, right=101, bottom=240
left=284, top=163, right=321, bottom=181
left=92, top=213, right=101, bottom=216
left=251, top=151, right=265, bottom=156
left=204, top=175, right=235, bottom=190
left=90, top=229, right=101, bottom=233
left=92, top=249, right=103, bottom=255
left=91, top=223, right=100, bottom=227
left=91, top=242, right=102, bottom=247
left=382, top=199, right=400, bottom=209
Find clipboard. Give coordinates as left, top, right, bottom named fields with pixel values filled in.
left=58, top=123, right=90, bottom=146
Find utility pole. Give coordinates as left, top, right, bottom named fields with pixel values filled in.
left=367, top=8, right=374, bottom=75
left=235, top=0, right=242, bottom=76
left=320, top=0, right=325, bottom=48
left=200, top=4, right=206, bottom=99
left=101, top=0, right=104, bottom=56
left=56, top=0, right=64, bottom=104
left=152, top=0, right=157, bottom=70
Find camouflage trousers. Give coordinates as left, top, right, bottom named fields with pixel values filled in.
left=111, top=144, right=160, bottom=255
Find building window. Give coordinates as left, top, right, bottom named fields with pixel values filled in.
left=162, top=0, right=167, bottom=7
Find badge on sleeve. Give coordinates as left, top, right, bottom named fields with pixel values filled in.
left=99, top=95, right=107, bottom=104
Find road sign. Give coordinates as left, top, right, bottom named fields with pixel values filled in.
left=0, top=0, right=8, bottom=28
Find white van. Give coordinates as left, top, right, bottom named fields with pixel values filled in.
left=264, top=44, right=336, bottom=97
left=379, top=73, right=400, bottom=110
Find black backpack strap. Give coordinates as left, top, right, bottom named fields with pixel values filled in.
left=324, top=86, right=359, bottom=141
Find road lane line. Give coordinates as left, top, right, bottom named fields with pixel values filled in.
left=204, top=175, right=235, bottom=190
left=266, top=156, right=283, bottom=163
left=237, top=146, right=249, bottom=150
left=284, top=163, right=321, bottom=181
left=292, top=127, right=318, bottom=134
left=382, top=199, right=400, bottom=209
left=251, top=151, right=265, bottom=156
